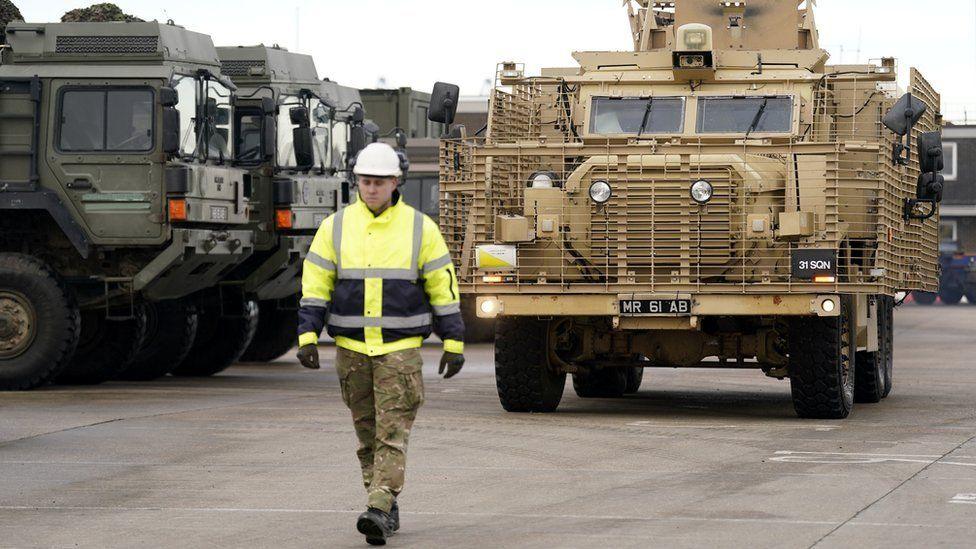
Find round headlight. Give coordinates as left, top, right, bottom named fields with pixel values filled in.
left=589, top=180, right=612, bottom=204
left=690, top=180, right=714, bottom=204
left=530, top=172, right=555, bottom=188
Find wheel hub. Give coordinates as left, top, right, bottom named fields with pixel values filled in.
left=0, top=291, right=36, bottom=359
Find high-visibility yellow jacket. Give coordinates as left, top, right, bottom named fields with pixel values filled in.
left=297, top=194, right=464, bottom=356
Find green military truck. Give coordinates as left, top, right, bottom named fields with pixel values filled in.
left=0, top=21, right=254, bottom=388
left=216, top=45, right=365, bottom=363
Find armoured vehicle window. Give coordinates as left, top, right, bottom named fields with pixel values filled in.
left=207, top=81, right=234, bottom=161
left=277, top=97, right=331, bottom=170
left=696, top=96, right=793, bottom=134
left=59, top=89, right=153, bottom=152
left=174, top=77, right=198, bottom=157
left=590, top=97, right=684, bottom=135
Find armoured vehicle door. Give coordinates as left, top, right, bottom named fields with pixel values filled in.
left=44, top=79, right=163, bottom=240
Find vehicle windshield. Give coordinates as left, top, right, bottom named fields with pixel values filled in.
left=234, top=109, right=263, bottom=164
left=590, top=97, right=684, bottom=135
left=696, top=96, right=793, bottom=134
left=207, top=80, right=234, bottom=161
left=277, top=95, right=331, bottom=170
left=172, top=74, right=235, bottom=161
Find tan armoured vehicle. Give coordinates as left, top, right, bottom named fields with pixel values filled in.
left=431, top=0, right=946, bottom=419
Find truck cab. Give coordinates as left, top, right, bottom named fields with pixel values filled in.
left=215, top=45, right=364, bottom=362
left=0, top=21, right=258, bottom=388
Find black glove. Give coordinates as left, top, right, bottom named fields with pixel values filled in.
left=297, top=344, right=320, bottom=370
left=438, top=351, right=465, bottom=379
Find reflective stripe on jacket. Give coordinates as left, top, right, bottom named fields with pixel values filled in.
left=297, top=194, right=464, bottom=356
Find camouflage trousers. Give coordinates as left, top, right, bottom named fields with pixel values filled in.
left=335, top=347, right=425, bottom=513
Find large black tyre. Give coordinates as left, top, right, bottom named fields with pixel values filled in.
left=57, top=307, right=147, bottom=385
left=624, top=366, right=644, bottom=394
left=940, top=287, right=963, bottom=305
left=0, top=254, right=81, bottom=390
left=573, top=368, right=628, bottom=398
left=788, top=297, right=856, bottom=419
left=495, top=318, right=566, bottom=413
left=881, top=296, right=895, bottom=398
left=240, top=297, right=298, bottom=363
left=854, top=296, right=893, bottom=404
left=120, top=300, right=198, bottom=381
left=171, top=300, right=258, bottom=377
left=913, top=291, right=937, bottom=305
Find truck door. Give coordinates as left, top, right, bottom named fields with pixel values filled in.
left=44, top=80, right=163, bottom=240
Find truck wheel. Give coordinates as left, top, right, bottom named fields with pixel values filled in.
left=57, top=307, right=147, bottom=385
left=573, top=368, right=628, bottom=398
left=788, top=297, right=856, bottom=419
left=495, top=318, right=566, bottom=413
left=940, top=288, right=963, bottom=305
left=0, top=254, right=81, bottom=390
left=171, top=300, right=258, bottom=377
left=625, top=366, right=644, bottom=394
left=854, top=296, right=891, bottom=404
left=913, top=292, right=937, bottom=305
left=881, top=296, right=895, bottom=398
left=240, top=297, right=298, bottom=363
left=120, top=300, right=198, bottom=381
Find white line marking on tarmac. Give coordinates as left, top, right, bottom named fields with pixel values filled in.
left=772, top=451, right=976, bottom=467
left=951, top=494, right=976, bottom=505
left=0, top=505, right=974, bottom=530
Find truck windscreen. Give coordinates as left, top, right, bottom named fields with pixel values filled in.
left=696, top=96, right=793, bottom=134
left=590, top=97, right=684, bottom=135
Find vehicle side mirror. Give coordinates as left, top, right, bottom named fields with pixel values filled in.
left=394, top=129, right=408, bottom=149
left=351, top=105, right=365, bottom=124
left=293, top=127, right=314, bottom=171
left=428, top=82, right=460, bottom=125
left=216, top=107, right=230, bottom=126
left=159, top=86, right=178, bottom=108
left=162, top=106, right=180, bottom=155
left=883, top=93, right=927, bottom=136
left=364, top=121, right=380, bottom=143
left=261, top=96, right=276, bottom=116
left=917, top=172, right=944, bottom=202
left=348, top=126, right=366, bottom=166
left=262, top=114, right=277, bottom=161
left=918, top=132, right=944, bottom=174
left=312, top=103, right=330, bottom=124
left=290, top=106, right=310, bottom=128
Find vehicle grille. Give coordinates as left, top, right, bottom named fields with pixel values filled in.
left=55, top=35, right=159, bottom=55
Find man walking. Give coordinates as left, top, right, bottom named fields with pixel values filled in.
left=296, top=142, right=465, bottom=545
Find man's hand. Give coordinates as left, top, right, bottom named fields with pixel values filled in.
left=297, top=344, right=320, bottom=370
left=438, top=352, right=465, bottom=379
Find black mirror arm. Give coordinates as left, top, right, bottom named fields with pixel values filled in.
left=904, top=198, right=937, bottom=221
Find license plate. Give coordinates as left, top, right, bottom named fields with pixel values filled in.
left=619, top=299, right=692, bottom=316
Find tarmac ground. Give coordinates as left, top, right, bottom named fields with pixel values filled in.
left=1, top=304, right=975, bottom=548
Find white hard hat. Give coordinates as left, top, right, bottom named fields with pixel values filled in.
left=353, top=142, right=402, bottom=178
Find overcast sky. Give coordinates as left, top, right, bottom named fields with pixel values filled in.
left=26, top=0, right=976, bottom=121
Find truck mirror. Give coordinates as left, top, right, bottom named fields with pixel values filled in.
left=293, top=127, right=314, bottom=170
left=883, top=93, right=926, bottom=136
left=428, top=82, right=460, bottom=125
left=260, top=96, right=276, bottom=116
left=290, top=106, right=310, bottom=128
left=159, top=86, right=178, bottom=108
left=348, top=126, right=366, bottom=165
left=394, top=129, right=408, bottom=149
left=351, top=105, right=365, bottom=124
left=918, top=131, right=944, bottom=174
left=162, top=106, right=180, bottom=155
left=364, top=121, right=380, bottom=143
left=216, top=107, right=230, bottom=126
left=262, top=114, right=277, bottom=161
left=917, top=172, right=944, bottom=202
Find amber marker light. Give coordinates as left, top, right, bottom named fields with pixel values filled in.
left=168, top=199, right=187, bottom=221
left=813, top=275, right=837, bottom=284
left=482, top=275, right=504, bottom=283
left=275, top=209, right=293, bottom=229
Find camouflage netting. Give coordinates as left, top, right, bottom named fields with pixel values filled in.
left=0, top=0, right=24, bottom=43
left=61, top=3, right=143, bottom=23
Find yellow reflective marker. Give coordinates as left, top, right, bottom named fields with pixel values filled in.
left=476, top=245, right=517, bottom=271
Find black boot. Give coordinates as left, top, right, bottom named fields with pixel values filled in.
left=357, top=508, right=392, bottom=546
left=387, top=500, right=400, bottom=532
